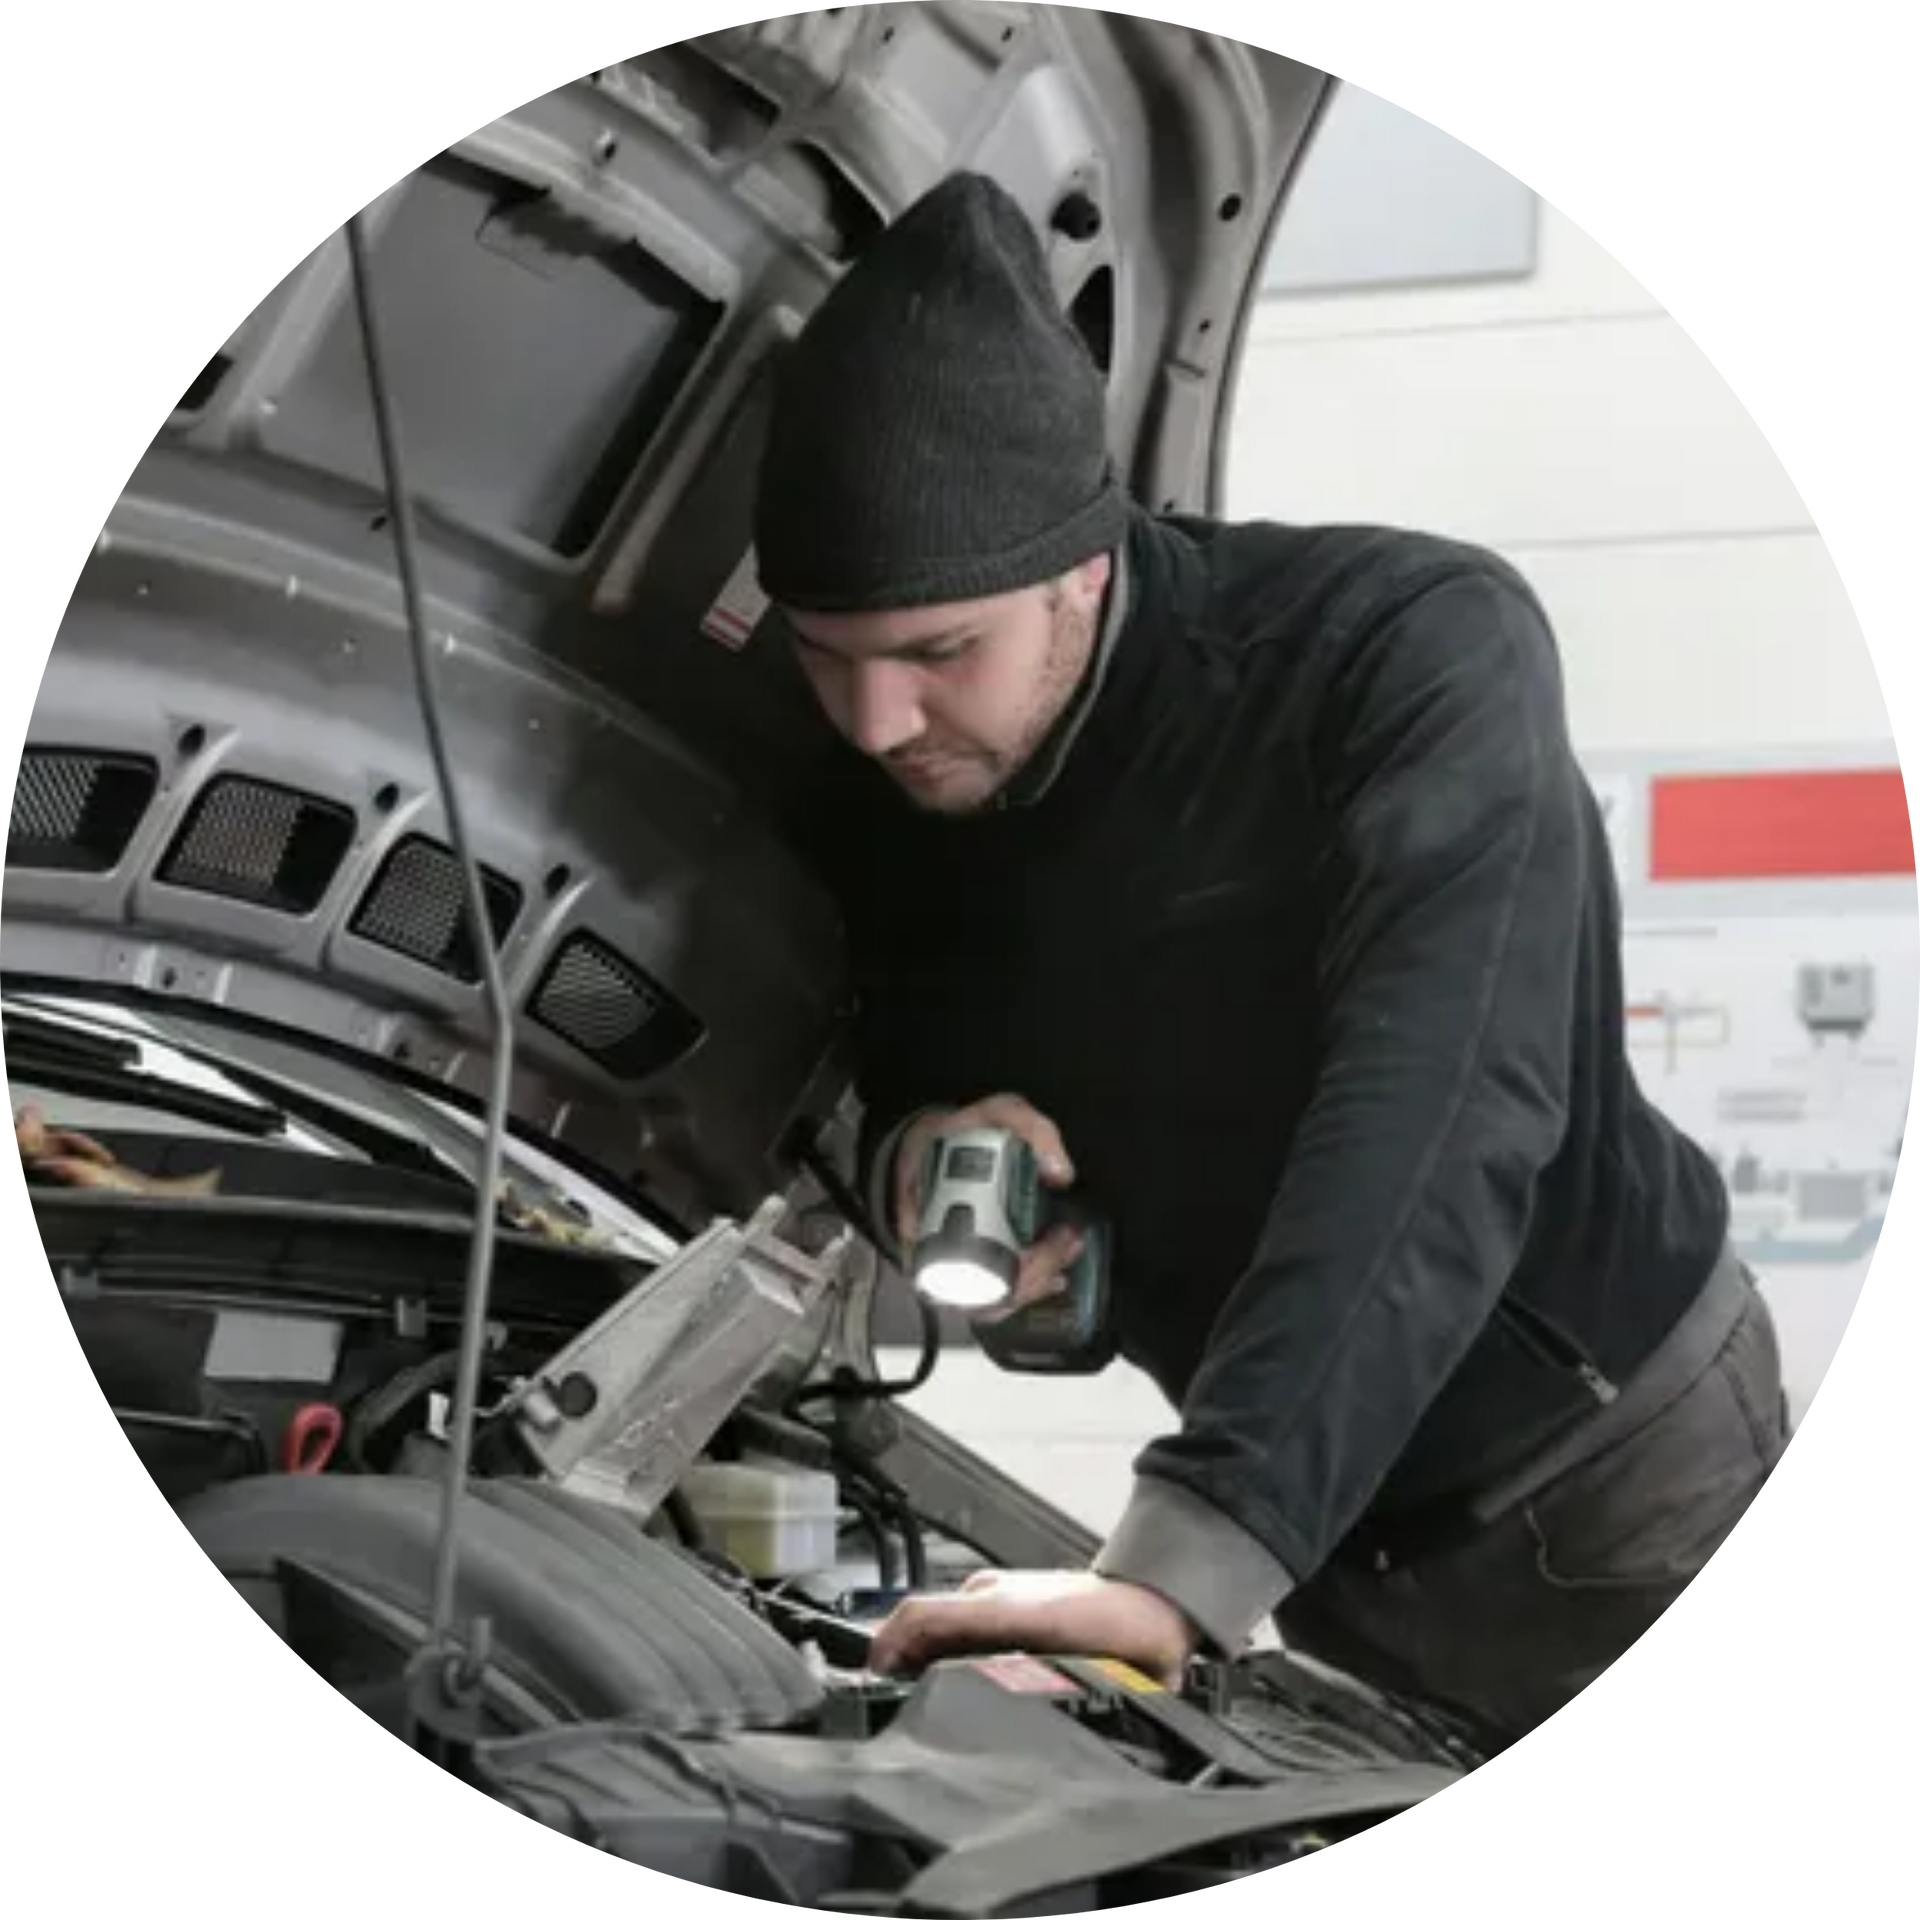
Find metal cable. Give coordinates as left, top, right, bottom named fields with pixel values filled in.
left=344, top=210, right=518, bottom=1649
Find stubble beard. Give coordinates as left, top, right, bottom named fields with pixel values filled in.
left=888, top=588, right=1098, bottom=816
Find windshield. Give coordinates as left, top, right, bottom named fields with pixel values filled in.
left=8, top=990, right=678, bottom=1266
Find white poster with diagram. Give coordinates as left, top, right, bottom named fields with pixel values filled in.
left=1622, top=912, right=1915, bottom=1267
left=1619, top=902, right=1915, bottom=1416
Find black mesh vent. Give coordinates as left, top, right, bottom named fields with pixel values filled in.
left=349, top=835, right=522, bottom=983
left=8, top=749, right=159, bottom=874
left=530, top=932, right=703, bottom=1081
left=158, top=777, right=356, bottom=914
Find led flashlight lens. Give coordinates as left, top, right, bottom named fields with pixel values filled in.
left=913, top=1258, right=1011, bottom=1312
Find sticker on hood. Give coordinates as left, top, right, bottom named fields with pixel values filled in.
left=701, top=546, right=770, bottom=650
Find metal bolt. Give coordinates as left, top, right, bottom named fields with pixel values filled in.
left=555, top=1372, right=599, bottom=1419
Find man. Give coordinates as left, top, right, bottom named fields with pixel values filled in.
left=753, top=170, right=1790, bottom=1752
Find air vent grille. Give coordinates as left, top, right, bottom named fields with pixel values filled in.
left=8, top=749, right=158, bottom=874
left=530, top=931, right=702, bottom=1081
left=350, top=835, right=522, bottom=983
left=158, top=777, right=356, bottom=914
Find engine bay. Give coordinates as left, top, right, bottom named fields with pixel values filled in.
left=18, top=989, right=1478, bottom=1910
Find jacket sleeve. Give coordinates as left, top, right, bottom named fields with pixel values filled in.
left=1095, top=560, right=1590, bottom=1648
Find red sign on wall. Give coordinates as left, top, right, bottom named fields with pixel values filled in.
left=1649, top=769, right=1915, bottom=882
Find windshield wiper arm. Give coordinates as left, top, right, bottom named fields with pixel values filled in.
left=4, top=1001, right=467, bottom=1191
left=5, top=1014, right=287, bottom=1141
left=178, top=1048, right=470, bottom=1191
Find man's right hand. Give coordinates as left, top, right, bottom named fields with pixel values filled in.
left=892, top=1094, right=1084, bottom=1320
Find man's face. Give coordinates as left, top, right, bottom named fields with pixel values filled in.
left=786, top=554, right=1111, bottom=814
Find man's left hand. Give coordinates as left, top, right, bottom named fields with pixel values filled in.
left=867, top=1570, right=1198, bottom=1689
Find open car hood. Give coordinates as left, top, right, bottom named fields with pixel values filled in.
left=5, top=6, right=1331, bottom=1223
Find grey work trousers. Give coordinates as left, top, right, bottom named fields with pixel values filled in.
left=1276, top=1245, right=1791, bottom=1753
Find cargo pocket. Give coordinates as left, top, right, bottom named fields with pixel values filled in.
left=1524, top=1493, right=1719, bottom=1596
left=1523, top=1326, right=1777, bottom=1595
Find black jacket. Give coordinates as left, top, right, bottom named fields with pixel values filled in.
left=809, top=506, right=1729, bottom=1624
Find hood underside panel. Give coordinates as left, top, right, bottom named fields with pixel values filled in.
left=6, top=6, right=1329, bottom=1216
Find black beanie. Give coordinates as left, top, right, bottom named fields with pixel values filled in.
left=753, top=170, right=1128, bottom=614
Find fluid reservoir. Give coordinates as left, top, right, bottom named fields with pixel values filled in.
left=677, top=1454, right=841, bottom=1579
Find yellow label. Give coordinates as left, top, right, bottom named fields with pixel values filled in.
left=1089, top=1658, right=1164, bottom=1693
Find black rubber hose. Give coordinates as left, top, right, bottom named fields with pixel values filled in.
left=839, top=1482, right=901, bottom=1590
left=789, top=1291, right=941, bottom=1409
left=343, top=1350, right=462, bottom=1472
left=790, top=1133, right=886, bottom=1254
left=781, top=1129, right=943, bottom=1410
left=831, top=1443, right=926, bottom=1590
left=887, top=1487, right=929, bottom=1590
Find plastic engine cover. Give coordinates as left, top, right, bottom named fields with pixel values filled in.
left=181, top=1473, right=825, bottom=1735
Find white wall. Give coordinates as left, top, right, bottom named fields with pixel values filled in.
left=1224, top=202, right=1890, bottom=755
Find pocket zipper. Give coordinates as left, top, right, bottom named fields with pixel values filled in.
left=1496, top=1295, right=1620, bottom=1406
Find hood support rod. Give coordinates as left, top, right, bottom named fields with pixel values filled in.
left=343, top=207, right=519, bottom=1653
